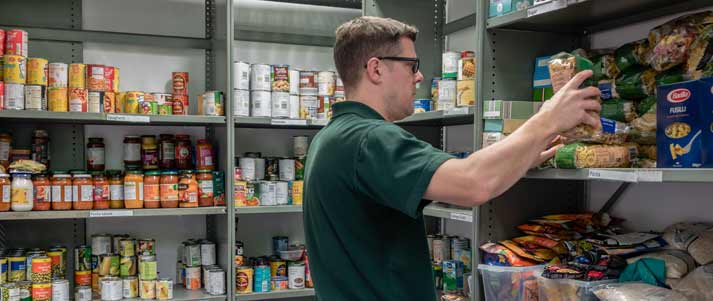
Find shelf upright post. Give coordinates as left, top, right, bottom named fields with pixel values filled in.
left=472, top=0, right=487, bottom=300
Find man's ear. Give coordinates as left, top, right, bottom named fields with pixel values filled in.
left=365, top=57, right=382, bottom=84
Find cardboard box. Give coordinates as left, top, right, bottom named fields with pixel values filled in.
left=513, top=0, right=531, bottom=11
left=489, top=0, right=513, bottom=17
left=484, top=100, right=538, bottom=119
left=533, top=56, right=553, bottom=101
left=699, top=77, right=713, bottom=167
left=483, top=119, right=528, bottom=134
left=656, top=79, right=707, bottom=168
left=457, top=80, right=475, bottom=107
left=482, top=132, right=506, bottom=148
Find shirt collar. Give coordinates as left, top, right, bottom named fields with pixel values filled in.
left=331, top=101, right=385, bottom=120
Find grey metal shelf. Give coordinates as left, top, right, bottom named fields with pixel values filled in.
left=93, top=286, right=227, bottom=301
left=235, top=288, right=315, bottom=301
left=526, top=168, right=713, bottom=183
left=234, top=117, right=326, bottom=129
left=0, top=25, right=212, bottom=49
left=423, top=203, right=473, bottom=223
left=395, top=106, right=475, bottom=126
left=261, top=0, right=361, bottom=9
left=445, top=13, right=476, bottom=35
left=235, top=29, right=335, bottom=47
left=0, top=111, right=226, bottom=125
left=235, top=205, right=304, bottom=214
left=486, top=0, right=713, bottom=33
left=0, top=207, right=227, bottom=220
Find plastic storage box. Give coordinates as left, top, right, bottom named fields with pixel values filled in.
left=537, top=276, right=617, bottom=301
left=478, top=264, right=543, bottom=301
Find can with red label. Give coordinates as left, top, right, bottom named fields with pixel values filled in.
left=5, top=83, right=24, bottom=110
left=4, top=54, right=26, bottom=84
left=299, top=71, right=317, bottom=95
left=299, top=95, right=318, bottom=120
left=88, top=91, right=104, bottom=113
left=172, top=94, right=188, bottom=115
left=104, top=66, right=115, bottom=92
left=86, top=64, right=106, bottom=91
left=24, top=85, right=47, bottom=110
left=172, top=72, right=189, bottom=95
left=103, top=91, right=115, bottom=113
left=49, top=63, right=68, bottom=88
left=271, top=65, right=289, bottom=92
left=140, top=101, right=158, bottom=115
left=27, top=58, right=49, bottom=86
left=152, top=93, right=171, bottom=106
left=69, top=88, right=88, bottom=112
left=317, top=95, right=332, bottom=120
left=5, top=29, right=28, bottom=57
left=0, top=29, right=5, bottom=55
left=69, top=63, right=86, bottom=89
left=0, top=81, right=4, bottom=109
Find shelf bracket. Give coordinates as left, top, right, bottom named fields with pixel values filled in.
left=597, top=182, right=631, bottom=215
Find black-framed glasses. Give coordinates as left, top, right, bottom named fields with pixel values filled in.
left=365, top=56, right=420, bottom=74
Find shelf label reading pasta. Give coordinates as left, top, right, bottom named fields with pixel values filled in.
left=587, top=169, right=638, bottom=182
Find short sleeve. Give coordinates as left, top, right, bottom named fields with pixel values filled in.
left=355, top=123, right=454, bottom=219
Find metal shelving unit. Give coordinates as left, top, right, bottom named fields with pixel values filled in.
left=235, top=288, right=315, bottom=301
left=96, top=286, right=227, bottom=301
left=235, top=205, right=304, bottom=214
left=423, top=203, right=473, bottom=223
left=527, top=168, right=713, bottom=183
left=0, top=207, right=228, bottom=221
left=0, top=111, right=226, bottom=125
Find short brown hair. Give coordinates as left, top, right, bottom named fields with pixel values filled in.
left=334, top=16, right=418, bottom=90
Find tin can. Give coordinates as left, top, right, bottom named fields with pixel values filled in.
left=138, top=255, right=157, bottom=280
left=288, top=261, right=305, bottom=289
left=317, top=71, right=335, bottom=96
left=278, top=159, right=295, bottom=181
left=91, top=234, right=112, bottom=256
left=74, top=271, right=91, bottom=286
left=100, top=277, right=122, bottom=301
left=293, top=136, right=309, bottom=157
left=288, top=94, right=300, bottom=119
left=4, top=55, right=26, bottom=84
left=271, top=92, right=290, bottom=118
left=299, top=71, right=317, bottom=95
left=112, top=67, right=120, bottom=92
left=119, top=256, right=136, bottom=276
left=205, top=268, right=225, bottom=295
left=250, top=64, right=270, bottom=91
left=87, top=91, right=103, bottom=113
left=238, top=158, right=257, bottom=181
left=27, top=282, right=48, bottom=301
left=269, top=276, right=288, bottom=291
left=202, top=91, right=223, bottom=116
left=233, top=61, right=250, bottom=90
left=0, top=56, right=4, bottom=81
left=299, top=95, right=318, bottom=119
left=270, top=259, right=287, bottom=277
left=437, top=78, right=456, bottom=110
left=8, top=255, right=26, bottom=282
left=259, top=181, right=276, bottom=206
left=235, top=266, right=253, bottom=294
left=26, top=58, right=48, bottom=86
left=233, top=89, right=250, bottom=117
left=116, top=239, right=134, bottom=257
left=158, top=104, right=172, bottom=115
left=48, top=88, right=68, bottom=112
left=253, top=265, right=270, bottom=293
left=86, top=64, right=105, bottom=91
left=0, top=257, right=7, bottom=284
left=250, top=90, right=271, bottom=117
left=98, top=254, right=119, bottom=276
left=291, top=180, right=303, bottom=205
left=200, top=241, right=216, bottom=266
left=172, top=72, right=189, bottom=95
left=68, top=88, right=88, bottom=112
left=25, top=250, right=43, bottom=281
left=124, top=91, right=143, bottom=114
left=317, top=95, right=331, bottom=120
left=51, top=279, right=69, bottom=301
left=153, top=277, right=171, bottom=300
left=139, top=100, right=158, bottom=114
left=432, top=237, right=450, bottom=263
left=139, top=279, right=155, bottom=299
left=150, top=93, right=168, bottom=106
left=74, top=286, right=91, bottom=301
left=414, top=99, right=431, bottom=113
left=271, top=64, right=289, bottom=92
left=48, top=63, right=68, bottom=88
left=73, top=246, right=92, bottom=272
left=5, top=30, right=28, bottom=57
left=442, top=260, right=464, bottom=292
left=121, top=276, right=138, bottom=298
left=335, top=77, right=344, bottom=96
left=68, top=64, right=86, bottom=89
left=137, top=239, right=155, bottom=256
left=111, top=235, right=128, bottom=254
left=103, top=66, right=115, bottom=92
left=114, top=92, right=125, bottom=113
left=288, top=69, right=300, bottom=95
left=184, top=266, right=201, bottom=290
left=30, top=256, right=51, bottom=283
left=1, top=283, right=20, bottom=301
left=46, top=249, right=64, bottom=279
left=16, top=280, right=30, bottom=301
left=24, top=85, right=46, bottom=110
left=442, top=51, right=459, bottom=78
left=275, top=181, right=289, bottom=205
left=272, top=236, right=289, bottom=256
left=0, top=29, right=4, bottom=55
left=183, top=242, right=201, bottom=267
left=172, top=94, right=188, bottom=115
left=0, top=81, right=4, bottom=109
left=103, top=91, right=115, bottom=113
left=92, top=273, right=99, bottom=293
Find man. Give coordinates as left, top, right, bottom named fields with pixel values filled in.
left=303, top=16, right=601, bottom=300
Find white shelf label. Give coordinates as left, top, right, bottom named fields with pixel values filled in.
left=311, top=119, right=328, bottom=126
left=450, top=212, right=473, bottom=223
left=588, top=169, right=638, bottom=182
left=106, top=114, right=150, bottom=123
left=637, top=170, right=663, bottom=182
left=89, top=210, right=134, bottom=217
left=483, top=111, right=500, bottom=118
left=271, top=119, right=307, bottom=126
left=527, top=0, right=567, bottom=17
left=445, top=107, right=469, bottom=116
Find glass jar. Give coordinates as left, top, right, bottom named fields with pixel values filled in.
left=108, top=171, right=124, bottom=209
left=11, top=173, right=34, bottom=211
left=31, top=130, right=50, bottom=168
left=10, top=149, right=31, bottom=162
left=32, top=173, right=51, bottom=211
left=159, top=171, right=179, bottom=208
left=143, top=171, right=160, bottom=208
left=195, top=139, right=214, bottom=171
left=175, top=135, right=192, bottom=170
left=51, top=173, right=73, bottom=210
left=0, top=133, right=12, bottom=169
left=124, top=171, right=144, bottom=209
left=178, top=171, right=198, bottom=208
left=0, top=173, right=11, bottom=211
left=141, top=135, right=158, bottom=170
left=123, top=136, right=142, bottom=170
left=196, top=170, right=214, bottom=207
left=158, top=134, right=175, bottom=170
left=72, top=174, right=93, bottom=210
left=92, top=172, right=110, bottom=209
left=87, top=138, right=105, bottom=171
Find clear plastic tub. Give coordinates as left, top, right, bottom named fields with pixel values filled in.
left=537, top=276, right=617, bottom=301
left=478, top=264, right=543, bottom=301
left=279, top=249, right=304, bottom=261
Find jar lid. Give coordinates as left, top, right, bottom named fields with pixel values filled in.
left=179, top=170, right=194, bottom=175
left=106, top=170, right=123, bottom=177
left=126, top=170, right=143, bottom=175
left=175, top=134, right=190, bottom=139
left=88, top=137, right=103, bottom=142
left=69, top=170, right=87, bottom=175
left=159, top=134, right=174, bottom=138
left=0, top=174, right=9, bottom=178
left=144, top=171, right=161, bottom=176
left=10, top=149, right=31, bottom=155
left=122, top=275, right=138, bottom=280
left=196, top=170, right=212, bottom=173
left=91, top=171, right=106, bottom=177
left=32, top=129, right=48, bottom=137
left=197, top=139, right=208, bottom=144
left=125, top=135, right=140, bottom=139
left=161, top=170, right=178, bottom=175
left=74, top=174, right=91, bottom=178
left=53, top=174, right=71, bottom=178
left=32, top=173, right=48, bottom=178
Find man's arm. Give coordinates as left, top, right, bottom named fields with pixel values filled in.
left=423, top=70, right=601, bottom=207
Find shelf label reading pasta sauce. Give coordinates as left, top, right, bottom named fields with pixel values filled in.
left=106, top=114, right=150, bottom=123
left=89, top=210, right=133, bottom=217
left=587, top=169, right=638, bottom=182
left=271, top=119, right=307, bottom=126
left=450, top=212, right=473, bottom=222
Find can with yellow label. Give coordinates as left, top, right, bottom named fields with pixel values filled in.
left=3, top=55, right=26, bottom=84
left=69, top=63, right=86, bottom=89
left=104, top=91, right=115, bottom=113
left=27, top=58, right=48, bottom=86
left=48, top=87, right=69, bottom=112
left=115, top=92, right=126, bottom=113
left=112, top=67, right=120, bottom=92
left=124, top=91, right=143, bottom=114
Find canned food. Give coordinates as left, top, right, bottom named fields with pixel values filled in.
left=137, top=239, right=155, bottom=255
left=16, top=280, right=30, bottom=301
left=233, top=89, right=249, bottom=117
left=139, top=100, right=158, bottom=114
left=0, top=29, right=4, bottom=55
left=288, top=261, right=306, bottom=289
left=183, top=243, right=201, bottom=267
left=184, top=266, right=201, bottom=290
left=117, top=239, right=134, bottom=257
left=0, top=82, right=4, bottom=110
left=288, top=69, right=300, bottom=95
left=48, top=88, right=68, bottom=112
left=4, top=55, right=26, bottom=84
left=86, top=64, right=105, bottom=91
left=317, top=71, right=335, bottom=96
left=254, top=158, right=266, bottom=180
left=414, top=99, right=431, bottom=113
left=172, top=72, right=189, bottom=95
left=25, top=250, right=44, bottom=280
left=335, top=77, right=344, bottom=96
left=5, top=30, right=28, bottom=57
left=124, top=91, right=143, bottom=114
left=432, top=237, right=450, bottom=263
left=0, top=56, right=4, bottom=80
left=103, top=66, right=115, bottom=92
left=24, top=85, right=46, bottom=110
left=206, top=268, right=225, bottom=295
left=278, top=159, right=295, bottom=181
left=271, top=276, right=289, bottom=291
left=51, top=279, right=69, bottom=301
left=98, top=254, right=119, bottom=276
left=48, top=63, right=68, bottom=88
left=270, top=259, right=287, bottom=277
left=250, top=64, right=271, bottom=91
left=47, top=250, right=64, bottom=279
left=103, top=91, right=115, bottom=113
left=275, top=181, right=289, bottom=205
left=299, top=95, right=318, bottom=119
left=92, top=234, right=112, bottom=256
left=121, top=276, right=138, bottom=298
left=239, top=157, right=257, bottom=181
left=139, top=279, right=155, bottom=299
left=200, top=241, right=216, bottom=266
left=68, top=88, right=88, bottom=112
left=87, top=91, right=103, bottom=113
left=8, top=255, right=26, bottom=282
left=235, top=266, right=253, bottom=294
left=74, top=286, right=91, bottom=301
left=201, top=91, right=223, bottom=116
left=26, top=58, right=48, bottom=86
left=259, top=181, right=276, bottom=206
left=75, top=270, right=91, bottom=286
left=442, top=51, right=459, bottom=78
left=0, top=257, right=7, bottom=284
left=30, top=256, right=51, bottom=283
left=271, top=64, right=289, bottom=92
left=156, top=277, right=173, bottom=300
left=29, top=282, right=49, bottom=301
left=172, top=94, right=188, bottom=115
left=437, top=78, right=456, bottom=110
left=112, top=67, right=120, bottom=92
left=119, top=256, right=136, bottom=276
left=253, top=265, right=270, bottom=293
left=1, top=283, right=20, bottom=301
left=100, top=276, right=122, bottom=301
left=111, top=235, right=129, bottom=254
left=250, top=90, right=271, bottom=117
left=317, top=95, right=332, bottom=119
left=431, top=77, right=441, bottom=101
left=159, top=103, right=172, bottom=115
left=68, top=64, right=86, bottom=89
left=291, top=180, right=303, bottom=205
left=233, top=61, right=250, bottom=90
left=114, top=92, right=125, bottom=113
left=299, top=71, right=317, bottom=95
left=271, top=91, right=290, bottom=118
left=288, top=94, right=299, bottom=119
left=138, top=255, right=157, bottom=280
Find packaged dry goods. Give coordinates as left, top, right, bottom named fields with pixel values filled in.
left=637, top=144, right=656, bottom=160
left=626, top=250, right=696, bottom=279
left=673, top=264, right=713, bottom=301
left=479, top=242, right=536, bottom=267
left=592, top=54, right=620, bottom=82
left=553, top=143, right=637, bottom=169
left=648, top=11, right=713, bottom=72
left=670, top=226, right=713, bottom=265
left=592, top=282, right=685, bottom=301
left=686, top=24, right=713, bottom=79
left=615, top=67, right=657, bottom=99
left=538, top=277, right=617, bottom=301
left=561, top=118, right=630, bottom=145
left=600, top=99, right=636, bottom=123
left=614, top=39, right=651, bottom=72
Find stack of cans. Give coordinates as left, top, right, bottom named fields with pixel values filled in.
left=2, top=29, right=29, bottom=111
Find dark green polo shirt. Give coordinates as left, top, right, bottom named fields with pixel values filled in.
left=304, top=101, right=454, bottom=301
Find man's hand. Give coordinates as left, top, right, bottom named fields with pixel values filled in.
left=536, top=70, right=601, bottom=134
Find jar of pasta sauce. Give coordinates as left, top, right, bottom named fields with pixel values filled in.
left=195, top=139, right=214, bottom=171
left=11, top=172, right=34, bottom=211
left=196, top=170, right=214, bottom=207
left=87, top=138, right=105, bottom=171
left=160, top=171, right=179, bottom=208
left=32, top=173, right=51, bottom=211
left=0, top=173, right=11, bottom=211
left=143, top=171, right=160, bottom=208
left=92, top=172, right=110, bottom=209
left=123, top=136, right=141, bottom=170
left=175, top=135, right=192, bottom=170
left=141, top=135, right=159, bottom=170
left=158, top=134, right=175, bottom=170
left=108, top=171, right=124, bottom=209
left=124, top=171, right=144, bottom=209
left=51, top=173, right=73, bottom=210
left=72, top=174, right=93, bottom=210
left=178, top=171, right=198, bottom=208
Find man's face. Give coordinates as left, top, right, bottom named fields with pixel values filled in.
left=382, top=37, right=424, bottom=120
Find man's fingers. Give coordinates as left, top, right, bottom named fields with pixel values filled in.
left=580, top=99, right=602, bottom=113
left=576, top=86, right=601, bottom=99
left=561, top=70, right=593, bottom=91
left=582, top=113, right=601, bottom=129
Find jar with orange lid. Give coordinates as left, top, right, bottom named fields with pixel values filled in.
left=0, top=173, right=11, bottom=211
left=143, top=171, right=160, bottom=208
left=178, top=171, right=198, bottom=208
left=51, top=173, right=73, bottom=210
left=195, top=139, right=214, bottom=171
left=72, top=174, right=93, bottom=210
left=32, top=173, right=51, bottom=211
left=196, top=171, right=214, bottom=207
left=107, top=170, right=124, bottom=209
left=160, top=171, right=179, bottom=208
left=124, top=171, right=144, bottom=209
left=92, top=172, right=110, bottom=209
left=0, top=133, right=12, bottom=169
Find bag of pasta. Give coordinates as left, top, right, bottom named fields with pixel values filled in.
left=593, top=54, right=620, bottom=82
left=649, top=23, right=698, bottom=72
left=553, top=142, right=638, bottom=169
left=601, top=98, right=637, bottom=123
left=649, top=11, right=713, bottom=47
left=616, top=67, right=658, bottom=99
left=686, top=24, right=713, bottom=80
left=560, top=117, right=630, bottom=145
left=614, top=39, right=651, bottom=72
